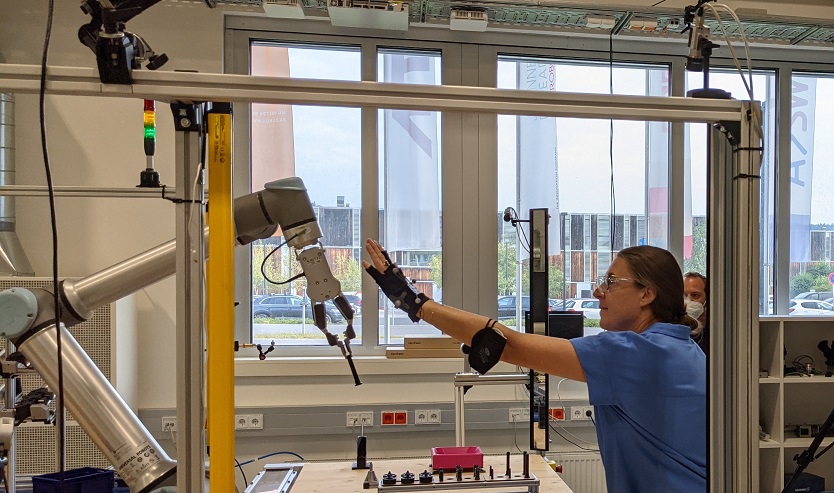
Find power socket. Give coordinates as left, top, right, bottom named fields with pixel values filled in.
left=161, top=416, right=176, bottom=432
left=509, top=408, right=529, bottom=422
left=235, top=414, right=249, bottom=430
left=571, top=406, right=594, bottom=421
left=347, top=411, right=374, bottom=427
left=247, top=414, right=264, bottom=430
left=571, top=407, right=588, bottom=421
left=414, top=409, right=441, bottom=425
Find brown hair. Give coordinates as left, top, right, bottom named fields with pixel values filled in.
left=617, top=246, right=699, bottom=332
left=684, top=271, right=708, bottom=301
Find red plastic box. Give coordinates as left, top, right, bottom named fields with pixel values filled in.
left=431, top=446, right=484, bottom=471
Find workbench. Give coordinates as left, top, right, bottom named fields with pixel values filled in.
left=279, top=454, right=574, bottom=493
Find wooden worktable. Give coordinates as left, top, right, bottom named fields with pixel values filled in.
left=287, top=455, right=574, bottom=493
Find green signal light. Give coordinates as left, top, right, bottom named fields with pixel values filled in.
left=144, top=127, right=156, bottom=139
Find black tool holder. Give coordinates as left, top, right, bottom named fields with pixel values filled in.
left=782, top=405, right=834, bottom=493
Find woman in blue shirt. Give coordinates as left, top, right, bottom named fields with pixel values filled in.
left=363, top=240, right=706, bottom=492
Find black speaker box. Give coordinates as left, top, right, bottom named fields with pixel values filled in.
left=784, top=472, right=825, bottom=493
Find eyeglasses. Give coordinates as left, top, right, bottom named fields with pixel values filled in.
left=595, top=275, right=642, bottom=293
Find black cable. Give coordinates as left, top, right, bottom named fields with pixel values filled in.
left=516, top=222, right=531, bottom=253
left=650, top=0, right=667, bottom=7
left=238, top=451, right=305, bottom=466
left=235, top=457, right=248, bottom=488
left=590, top=415, right=596, bottom=426
left=506, top=208, right=531, bottom=253
left=549, top=424, right=599, bottom=452
left=259, top=235, right=301, bottom=285
left=608, top=29, right=616, bottom=253
left=39, top=0, right=65, bottom=476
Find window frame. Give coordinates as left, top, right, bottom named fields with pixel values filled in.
left=225, top=17, right=834, bottom=353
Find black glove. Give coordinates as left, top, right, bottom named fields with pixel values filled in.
left=364, top=248, right=430, bottom=322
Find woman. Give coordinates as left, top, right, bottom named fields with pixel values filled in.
left=363, top=239, right=706, bottom=493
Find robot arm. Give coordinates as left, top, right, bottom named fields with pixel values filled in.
left=25, top=177, right=359, bottom=380
left=235, top=178, right=360, bottom=384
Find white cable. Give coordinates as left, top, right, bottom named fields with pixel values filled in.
left=554, top=378, right=600, bottom=446
left=713, top=3, right=754, bottom=99
left=700, top=3, right=753, bottom=101
left=701, top=3, right=763, bottom=145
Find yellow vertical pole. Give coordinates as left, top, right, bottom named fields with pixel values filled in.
left=206, top=103, right=235, bottom=493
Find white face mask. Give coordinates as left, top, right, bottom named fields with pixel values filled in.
left=685, top=298, right=705, bottom=320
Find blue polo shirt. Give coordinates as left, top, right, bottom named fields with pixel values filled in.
left=570, top=322, right=706, bottom=493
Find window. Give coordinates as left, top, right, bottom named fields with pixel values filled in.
left=684, top=69, right=776, bottom=313
left=497, top=58, right=670, bottom=327
left=250, top=42, right=362, bottom=345
left=788, top=74, right=834, bottom=311
left=377, top=49, right=443, bottom=345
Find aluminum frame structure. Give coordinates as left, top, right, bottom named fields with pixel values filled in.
left=0, top=63, right=762, bottom=493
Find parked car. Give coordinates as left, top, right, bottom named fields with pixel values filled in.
left=794, top=291, right=831, bottom=301
left=562, top=298, right=601, bottom=319
left=253, top=294, right=345, bottom=323
left=496, top=296, right=555, bottom=319
left=341, top=292, right=362, bottom=314
left=789, top=299, right=834, bottom=315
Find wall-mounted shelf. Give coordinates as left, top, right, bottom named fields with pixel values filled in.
left=758, top=316, right=834, bottom=492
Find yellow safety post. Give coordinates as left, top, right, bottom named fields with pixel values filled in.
left=206, top=103, right=235, bottom=493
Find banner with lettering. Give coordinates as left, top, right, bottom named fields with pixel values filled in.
left=790, top=77, right=816, bottom=262
left=517, top=62, right=561, bottom=257
left=646, top=69, right=671, bottom=250
left=382, top=54, right=441, bottom=252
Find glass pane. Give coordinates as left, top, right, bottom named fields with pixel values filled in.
left=788, top=74, right=834, bottom=315
left=684, top=70, right=776, bottom=314
left=377, top=49, right=443, bottom=345
left=250, top=42, right=363, bottom=345
left=497, top=58, right=669, bottom=333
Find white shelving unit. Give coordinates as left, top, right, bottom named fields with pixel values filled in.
left=758, top=316, right=834, bottom=492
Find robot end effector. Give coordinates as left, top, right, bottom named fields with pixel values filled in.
left=236, top=178, right=360, bottom=384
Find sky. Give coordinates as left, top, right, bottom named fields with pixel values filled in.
left=253, top=46, right=834, bottom=225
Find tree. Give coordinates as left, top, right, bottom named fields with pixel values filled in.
left=549, top=267, right=565, bottom=299
left=252, top=241, right=281, bottom=295
left=429, top=254, right=442, bottom=288
left=331, top=254, right=362, bottom=293
left=806, top=262, right=833, bottom=279
left=498, top=241, right=532, bottom=295
left=683, top=221, right=707, bottom=275
left=790, top=272, right=815, bottom=297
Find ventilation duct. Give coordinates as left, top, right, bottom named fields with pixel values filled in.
left=0, top=93, right=34, bottom=276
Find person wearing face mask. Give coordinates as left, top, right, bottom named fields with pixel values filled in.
left=363, top=240, right=706, bottom=493
left=684, top=272, right=708, bottom=357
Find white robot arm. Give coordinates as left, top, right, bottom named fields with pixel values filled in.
left=0, top=177, right=358, bottom=492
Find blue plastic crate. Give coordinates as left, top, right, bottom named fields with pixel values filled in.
left=32, top=467, right=114, bottom=493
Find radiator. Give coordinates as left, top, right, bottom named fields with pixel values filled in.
left=552, top=452, right=607, bottom=493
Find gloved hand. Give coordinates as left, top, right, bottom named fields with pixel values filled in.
left=363, top=239, right=431, bottom=323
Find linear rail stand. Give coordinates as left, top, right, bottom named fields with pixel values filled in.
left=244, top=463, right=303, bottom=493
left=378, top=474, right=539, bottom=493
left=0, top=63, right=760, bottom=493
left=454, top=373, right=528, bottom=447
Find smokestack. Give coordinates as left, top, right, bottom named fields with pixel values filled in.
left=0, top=93, right=34, bottom=276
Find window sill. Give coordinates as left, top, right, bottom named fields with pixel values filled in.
left=234, top=356, right=516, bottom=378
